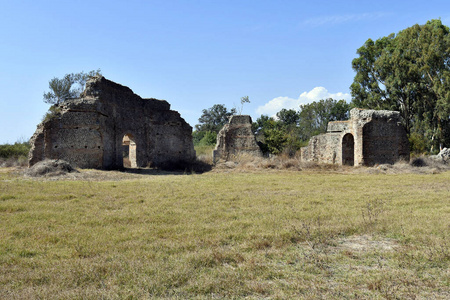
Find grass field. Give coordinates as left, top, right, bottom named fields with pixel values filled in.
left=0, top=167, right=449, bottom=299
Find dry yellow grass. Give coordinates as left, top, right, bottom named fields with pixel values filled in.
left=0, top=167, right=449, bottom=299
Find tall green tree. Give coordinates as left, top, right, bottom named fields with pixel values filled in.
left=195, top=104, right=236, bottom=134
left=298, top=98, right=350, bottom=140
left=351, top=19, right=450, bottom=151
left=276, top=109, right=300, bottom=127
left=43, top=69, right=101, bottom=105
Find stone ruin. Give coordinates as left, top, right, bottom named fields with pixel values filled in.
left=430, top=147, right=450, bottom=163
left=213, top=115, right=262, bottom=163
left=301, top=108, right=410, bottom=166
left=212, top=109, right=409, bottom=167
left=29, top=76, right=196, bottom=169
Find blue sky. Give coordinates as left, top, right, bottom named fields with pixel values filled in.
left=1, top=0, right=449, bottom=143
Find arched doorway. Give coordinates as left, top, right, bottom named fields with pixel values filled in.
left=122, top=133, right=137, bottom=168
left=342, top=133, right=354, bottom=166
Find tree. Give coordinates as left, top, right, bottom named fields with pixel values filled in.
left=253, top=115, right=290, bottom=155
left=252, top=114, right=274, bottom=134
left=195, top=104, right=236, bottom=134
left=43, top=69, right=101, bottom=105
left=253, top=99, right=349, bottom=155
left=276, top=109, right=300, bottom=127
left=298, top=98, right=350, bottom=140
left=351, top=19, right=450, bottom=151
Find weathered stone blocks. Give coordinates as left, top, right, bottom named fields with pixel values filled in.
left=213, top=115, right=262, bottom=162
left=29, top=76, right=195, bottom=169
left=301, top=108, right=409, bottom=166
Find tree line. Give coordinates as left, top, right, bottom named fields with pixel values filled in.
left=194, top=19, right=450, bottom=155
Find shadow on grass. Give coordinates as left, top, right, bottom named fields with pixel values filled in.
left=122, top=159, right=213, bottom=175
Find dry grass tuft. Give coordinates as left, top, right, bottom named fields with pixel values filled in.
left=215, top=152, right=304, bottom=171
left=357, top=156, right=450, bottom=175
left=25, top=159, right=78, bottom=177
left=194, top=145, right=215, bottom=166
left=0, top=156, right=28, bottom=168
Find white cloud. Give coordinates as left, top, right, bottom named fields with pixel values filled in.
left=255, top=87, right=351, bottom=117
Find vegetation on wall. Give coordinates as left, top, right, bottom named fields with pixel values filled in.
left=43, top=69, right=102, bottom=105
left=41, top=69, right=102, bottom=122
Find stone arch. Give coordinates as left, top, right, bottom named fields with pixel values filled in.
left=122, top=133, right=137, bottom=168
left=342, top=133, right=354, bottom=166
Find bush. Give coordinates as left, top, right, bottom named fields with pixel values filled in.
left=0, top=141, right=31, bottom=167
left=193, top=131, right=217, bottom=146
left=42, top=105, right=62, bottom=122
left=410, top=157, right=427, bottom=167
left=0, top=141, right=31, bottom=159
left=409, top=132, right=428, bottom=155
left=198, top=131, right=217, bottom=146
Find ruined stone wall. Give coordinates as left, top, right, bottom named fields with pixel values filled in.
left=29, top=76, right=195, bottom=169
left=300, top=133, right=342, bottom=164
left=29, top=99, right=105, bottom=168
left=361, top=115, right=410, bottom=165
left=300, top=108, right=410, bottom=166
left=213, top=115, right=262, bottom=162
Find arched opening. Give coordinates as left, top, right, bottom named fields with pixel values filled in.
left=122, top=133, right=137, bottom=168
left=342, top=133, right=354, bottom=166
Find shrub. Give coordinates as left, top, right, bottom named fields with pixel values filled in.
left=198, top=131, right=217, bottom=146
left=0, top=141, right=30, bottom=159
left=409, top=132, right=428, bottom=155
left=0, top=141, right=31, bottom=167
left=42, top=105, right=62, bottom=122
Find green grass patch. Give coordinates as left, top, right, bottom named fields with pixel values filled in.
left=0, top=170, right=449, bottom=298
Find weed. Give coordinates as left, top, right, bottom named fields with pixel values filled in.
left=291, top=217, right=335, bottom=250
left=361, top=199, right=385, bottom=228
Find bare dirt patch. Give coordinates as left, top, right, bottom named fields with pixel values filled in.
left=337, top=235, right=398, bottom=252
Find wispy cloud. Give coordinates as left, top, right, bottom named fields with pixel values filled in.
left=255, top=87, right=351, bottom=117
left=302, top=12, right=391, bottom=27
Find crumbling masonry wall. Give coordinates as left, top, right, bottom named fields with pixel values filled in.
left=301, top=108, right=410, bottom=166
left=29, top=76, right=195, bottom=169
left=213, top=115, right=262, bottom=162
